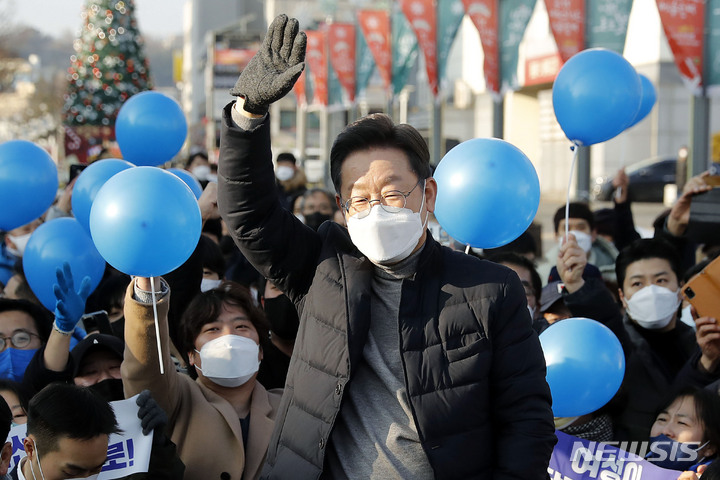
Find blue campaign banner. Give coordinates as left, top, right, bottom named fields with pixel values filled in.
left=550, top=431, right=680, bottom=480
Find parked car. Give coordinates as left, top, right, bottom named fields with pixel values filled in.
left=591, top=156, right=677, bottom=202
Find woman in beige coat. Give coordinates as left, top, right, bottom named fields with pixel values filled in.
left=121, top=278, right=282, bottom=480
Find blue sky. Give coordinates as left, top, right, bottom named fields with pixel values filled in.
left=11, top=0, right=185, bottom=38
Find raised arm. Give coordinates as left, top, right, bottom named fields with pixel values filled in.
left=217, top=15, right=320, bottom=301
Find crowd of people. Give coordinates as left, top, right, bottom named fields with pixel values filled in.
left=0, top=13, right=718, bottom=480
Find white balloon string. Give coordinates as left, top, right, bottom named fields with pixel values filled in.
left=150, top=276, right=165, bottom=375
left=465, top=244, right=471, bottom=255
left=566, top=145, right=579, bottom=241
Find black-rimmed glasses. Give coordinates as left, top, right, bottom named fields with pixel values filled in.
left=342, top=179, right=424, bottom=218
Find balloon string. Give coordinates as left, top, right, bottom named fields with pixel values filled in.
left=465, top=244, right=471, bottom=255
left=150, top=276, right=165, bottom=375
left=565, top=145, right=579, bottom=241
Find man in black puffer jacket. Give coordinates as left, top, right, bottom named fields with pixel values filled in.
left=218, top=14, right=556, bottom=480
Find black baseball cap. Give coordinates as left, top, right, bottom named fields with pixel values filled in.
left=70, top=333, right=124, bottom=377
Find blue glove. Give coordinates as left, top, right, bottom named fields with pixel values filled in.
left=53, top=262, right=92, bottom=334
left=136, top=389, right=167, bottom=436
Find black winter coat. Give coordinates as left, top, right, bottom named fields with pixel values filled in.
left=218, top=104, right=556, bottom=480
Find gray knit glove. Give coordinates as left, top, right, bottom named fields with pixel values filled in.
left=229, top=14, right=306, bottom=115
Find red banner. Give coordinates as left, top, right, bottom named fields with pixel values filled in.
left=400, top=0, right=439, bottom=96
left=328, top=23, right=357, bottom=102
left=462, top=0, right=500, bottom=94
left=358, top=10, right=392, bottom=90
left=545, top=0, right=585, bottom=62
left=305, top=30, right=328, bottom=106
left=656, top=0, right=705, bottom=93
left=292, top=69, right=307, bottom=106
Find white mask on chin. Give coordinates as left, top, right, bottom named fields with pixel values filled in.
left=625, top=284, right=681, bottom=330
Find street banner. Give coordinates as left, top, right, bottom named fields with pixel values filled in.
left=328, top=23, right=357, bottom=102
left=438, top=0, right=466, bottom=84
left=305, top=30, right=329, bottom=106
left=355, top=24, right=377, bottom=96
left=462, top=0, right=500, bottom=94
left=586, top=0, right=634, bottom=54
left=392, top=5, right=420, bottom=96
left=656, top=0, right=705, bottom=94
left=500, top=0, right=537, bottom=91
left=708, top=0, right=720, bottom=87
left=358, top=9, right=393, bottom=91
left=545, top=0, right=585, bottom=62
left=400, top=0, right=440, bottom=96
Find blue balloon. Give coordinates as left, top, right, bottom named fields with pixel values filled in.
left=0, top=140, right=58, bottom=231
left=89, top=166, right=202, bottom=277
left=626, top=73, right=657, bottom=129
left=24, top=218, right=106, bottom=311
left=552, top=48, right=642, bottom=146
left=168, top=168, right=203, bottom=199
left=71, top=159, right=135, bottom=232
left=115, top=91, right=188, bottom=166
left=539, top=318, right=625, bottom=417
left=433, top=138, right=540, bottom=249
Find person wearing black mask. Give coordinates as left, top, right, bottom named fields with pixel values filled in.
left=298, top=188, right=336, bottom=232
left=257, top=277, right=299, bottom=389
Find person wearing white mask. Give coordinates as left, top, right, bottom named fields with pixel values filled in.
left=603, top=238, right=713, bottom=442
left=1, top=219, right=42, bottom=289
left=217, top=14, right=555, bottom=479
left=121, top=278, right=281, bottom=480
left=537, top=202, right=619, bottom=284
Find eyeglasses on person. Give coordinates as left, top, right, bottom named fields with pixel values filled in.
left=0, top=330, right=41, bottom=352
left=342, top=179, right=424, bottom=219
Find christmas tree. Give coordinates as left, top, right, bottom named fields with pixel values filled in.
left=63, top=0, right=152, bottom=128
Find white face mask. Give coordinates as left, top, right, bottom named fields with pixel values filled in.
left=559, top=230, right=593, bottom=253
left=679, top=304, right=696, bottom=330
left=625, top=284, right=681, bottom=329
left=275, top=165, right=295, bottom=181
left=346, top=185, right=428, bottom=265
left=7, top=232, right=31, bottom=257
left=195, top=334, right=260, bottom=388
left=527, top=305, right=536, bottom=320
left=200, top=278, right=223, bottom=292
left=191, top=165, right=211, bottom=181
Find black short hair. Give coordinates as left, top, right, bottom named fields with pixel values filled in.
left=0, top=379, right=30, bottom=417
left=656, top=387, right=720, bottom=456
left=482, top=231, right=538, bottom=258
left=486, top=252, right=542, bottom=305
left=179, top=281, right=270, bottom=369
left=198, top=235, right=226, bottom=278
left=276, top=152, right=296, bottom=164
left=615, top=238, right=683, bottom=289
left=27, top=383, right=120, bottom=454
left=553, top=202, right=595, bottom=234
left=85, top=269, right=131, bottom=317
left=330, top=113, right=431, bottom=194
left=0, top=298, right=53, bottom=343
